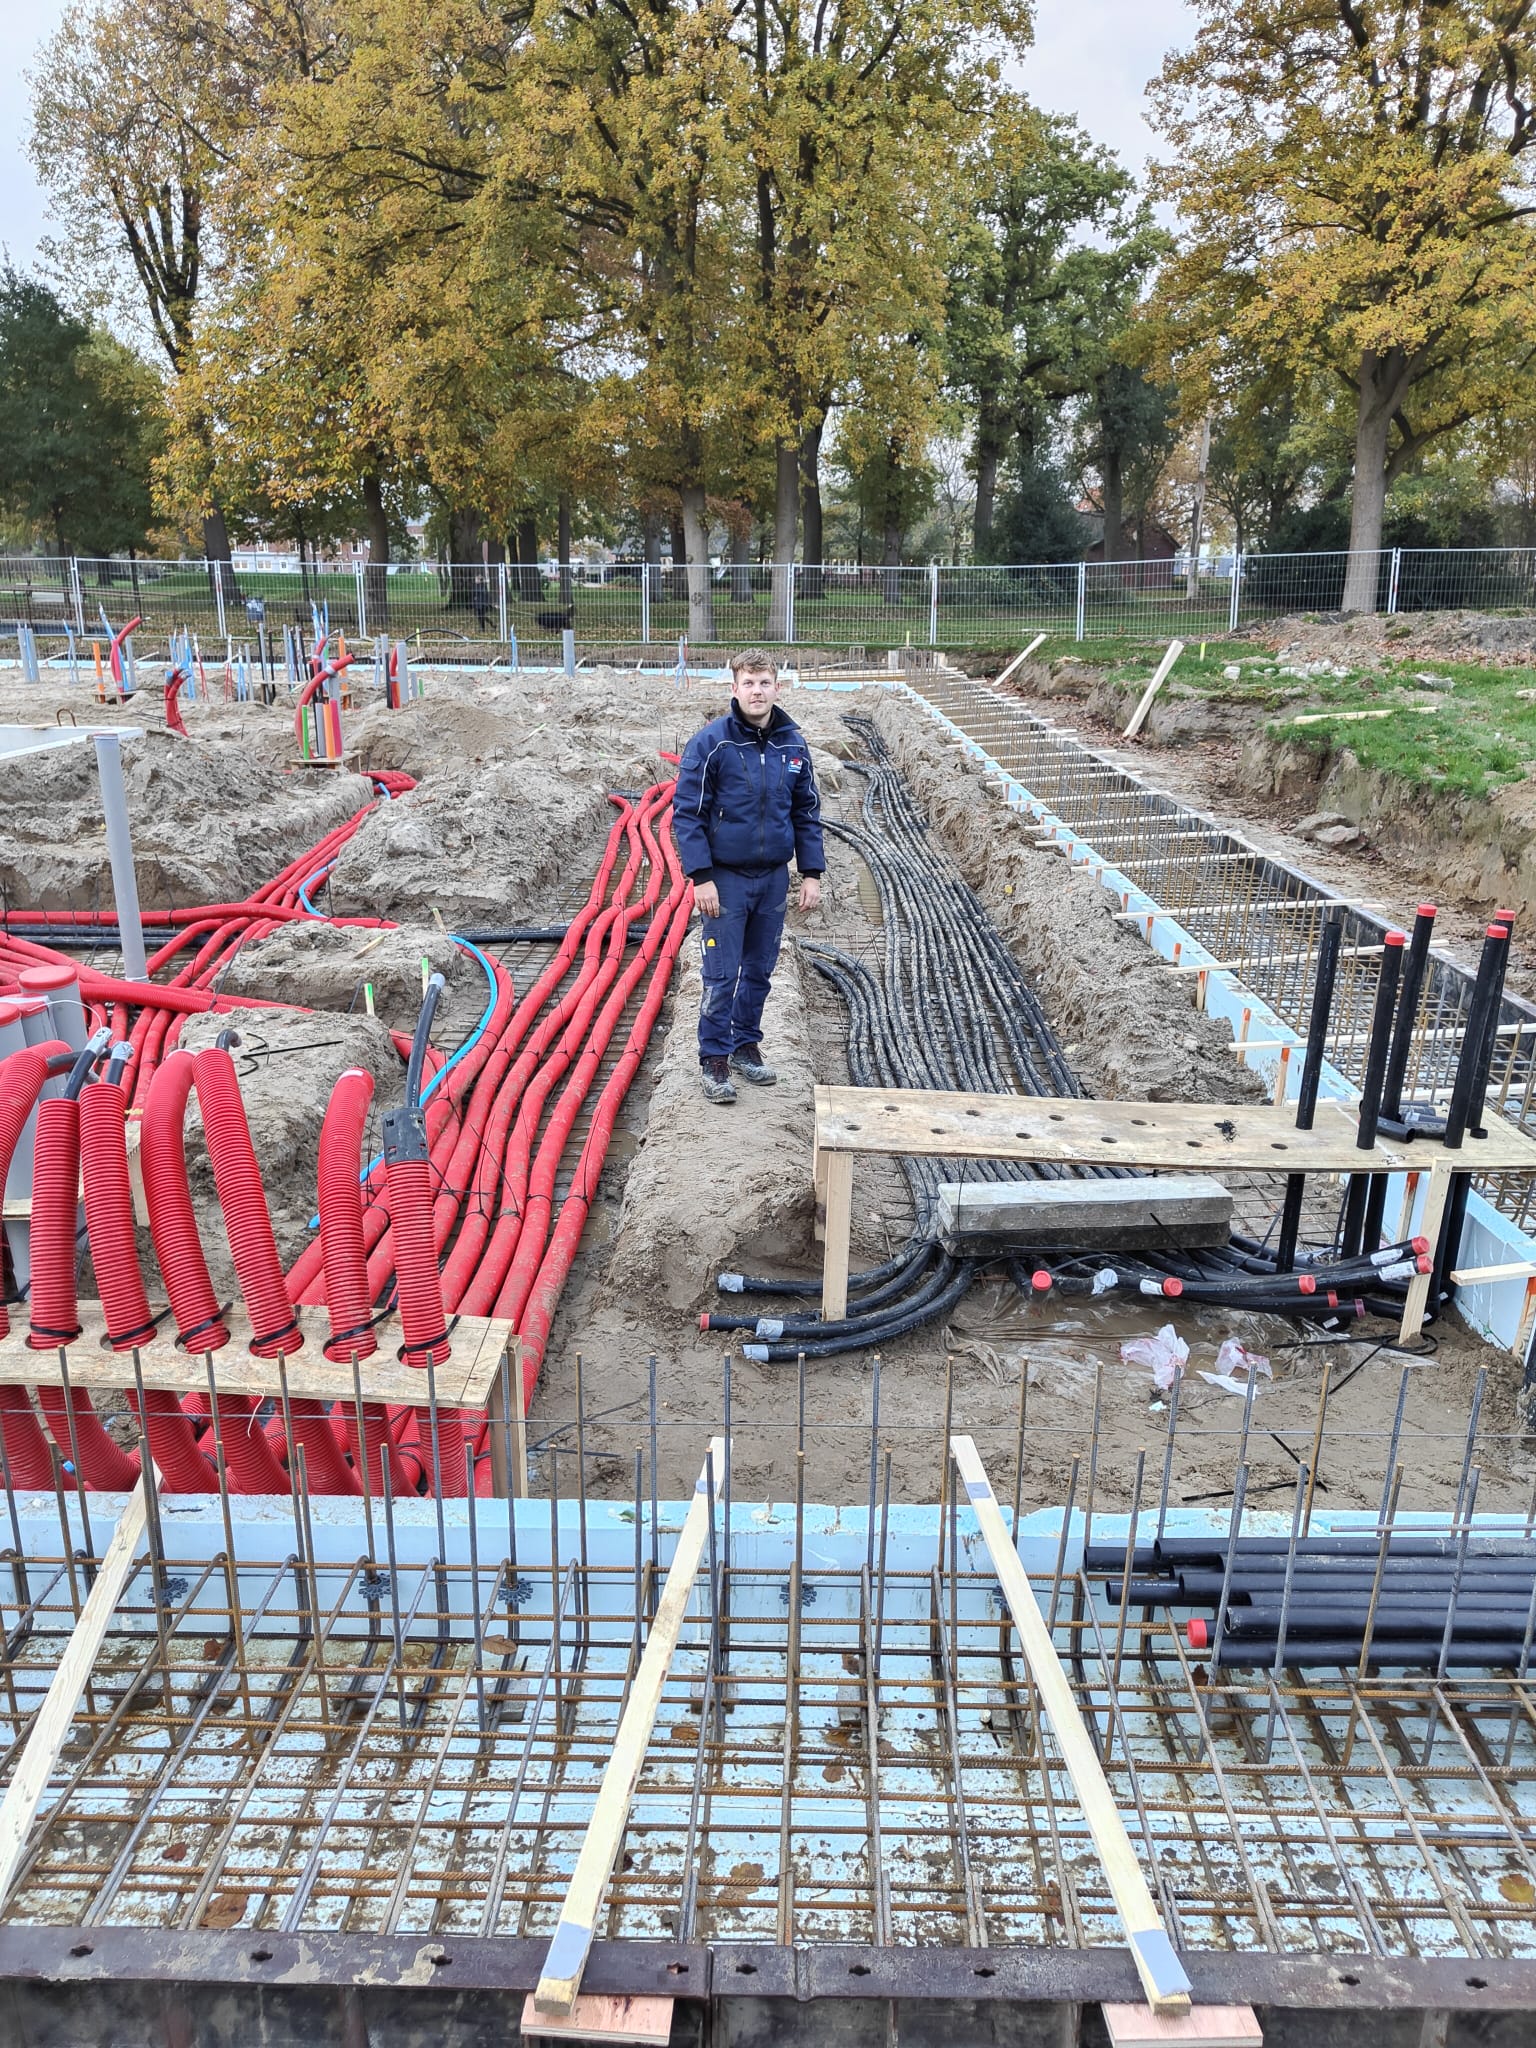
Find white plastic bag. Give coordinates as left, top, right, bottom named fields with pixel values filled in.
left=1120, top=1323, right=1189, bottom=1392
left=1199, top=1338, right=1272, bottom=1397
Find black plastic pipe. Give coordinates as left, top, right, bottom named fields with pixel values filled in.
left=1339, top=929, right=1406, bottom=1258
left=1276, top=912, right=1344, bottom=1272
left=1363, top=903, right=1437, bottom=1248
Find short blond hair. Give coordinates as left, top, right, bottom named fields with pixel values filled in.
left=729, top=648, right=779, bottom=680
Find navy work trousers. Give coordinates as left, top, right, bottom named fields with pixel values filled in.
left=697, top=864, right=789, bottom=1061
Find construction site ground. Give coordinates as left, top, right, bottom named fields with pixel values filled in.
left=1, top=653, right=1527, bottom=1523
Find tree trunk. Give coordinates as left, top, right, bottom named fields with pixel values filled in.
left=202, top=504, right=240, bottom=607
left=361, top=469, right=390, bottom=630
left=446, top=508, right=482, bottom=609
left=669, top=510, right=687, bottom=599
left=881, top=462, right=903, bottom=605
left=765, top=442, right=797, bottom=639
left=1343, top=356, right=1406, bottom=614
left=800, top=421, right=825, bottom=600
left=972, top=392, right=1007, bottom=557
left=557, top=494, right=573, bottom=607
left=1101, top=450, right=1124, bottom=570
left=680, top=483, right=715, bottom=642
left=513, top=515, right=540, bottom=600
left=728, top=521, right=752, bottom=603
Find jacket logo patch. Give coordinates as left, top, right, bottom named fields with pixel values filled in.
left=788, top=758, right=803, bottom=773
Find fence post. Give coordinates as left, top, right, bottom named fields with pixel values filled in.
left=1228, top=551, right=1244, bottom=634
left=641, top=562, right=651, bottom=644
left=68, top=558, right=85, bottom=637
left=1075, top=562, right=1086, bottom=643
left=1387, top=548, right=1402, bottom=616
left=211, top=561, right=226, bottom=640
left=497, top=561, right=508, bottom=644
left=354, top=562, right=368, bottom=639
left=928, top=562, right=939, bottom=646
left=786, top=563, right=796, bottom=646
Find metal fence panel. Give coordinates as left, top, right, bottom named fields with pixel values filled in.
left=2, top=547, right=1534, bottom=663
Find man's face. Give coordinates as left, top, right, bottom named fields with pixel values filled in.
left=734, top=667, right=779, bottom=725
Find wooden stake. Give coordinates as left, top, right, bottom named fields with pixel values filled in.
left=534, top=1440, right=726, bottom=2017
left=949, top=1436, right=1191, bottom=2017
left=1123, top=641, right=1185, bottom=739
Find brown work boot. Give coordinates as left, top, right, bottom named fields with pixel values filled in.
left=700, top=1056, right=737, bottom=1105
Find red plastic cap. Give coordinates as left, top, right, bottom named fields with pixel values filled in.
left=1163, top=1276, right=1184, bottom=1298
left=1488, top=925, right=1510, bottom=939
left=1187, top=1617, right=1209, bottom=1650
left=17, top=964, right=77, bottom=993
left=0, top=999, right=22, bottom=1028
left=1416, top=1254, right=1433, bottom=1273
left=1384, top=931, right=1406, bottom=947
left=697, top=1313, right=710, bottom=1331
left=1031, top=1269, right=1053, bottom=1293
left=1298, top=1273, right=1317, bottom=1294
left=1417, top=903, right=1438, bottom=918
left=1411, top=1235, right=1429, bottom=1255
left=1495, top=908, right=1518, bottom=923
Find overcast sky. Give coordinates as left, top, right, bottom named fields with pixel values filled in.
left=0, top=0, right=1187, bottom=281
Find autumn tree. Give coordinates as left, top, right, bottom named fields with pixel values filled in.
left=1153, top=0, right=1536, bottom=612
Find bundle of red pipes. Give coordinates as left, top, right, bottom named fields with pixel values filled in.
left=0, top=769, right=690, bottom=1498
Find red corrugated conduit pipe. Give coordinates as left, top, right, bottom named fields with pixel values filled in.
left=0, top=1040, right=71, bottom=1486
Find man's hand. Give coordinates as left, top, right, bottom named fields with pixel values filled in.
left=694, top=880, right=721, bottom=919
left=796, top=875, right=822, bottom=914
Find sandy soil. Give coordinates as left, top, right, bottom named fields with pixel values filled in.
left=3, top=655, right=1528, bottom=1517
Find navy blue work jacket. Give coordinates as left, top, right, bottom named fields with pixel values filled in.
left=671, top=701, right=826, bottom=883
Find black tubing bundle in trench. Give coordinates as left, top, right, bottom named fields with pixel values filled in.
left=1086, top=1532, right=1536, bottom=1671
left=709, top=715, right=1437, bottom=1360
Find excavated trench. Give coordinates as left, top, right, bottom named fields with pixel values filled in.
left=0, top=660, right=1521, bottom=1514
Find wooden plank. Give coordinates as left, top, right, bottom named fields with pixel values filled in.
left=1123, top=640, right=1185, bottom=739
left=0, top=1476, right=148, bottom=1912
left=533, top=1439, right=726, bottom=2018
left=1102, top=2002, right=1262, bottom=2047
left=1399, top=1166, right=1451, bottom=1344
left=937, top=1174, right=1232, bottom=1251
left=813, top=1085, right=1536, bottom=1176
left=0, top=1301, right=517, bottom=1412
left=1450, top=1261, right=1536, bottom=1284
left=991, top=634, right=1048, bottom=692
left=949, top=1435, right=1191, bottom=2018
left=820, top=1150, right=854, bottom=1321
left=520, top=1992, right=674, bottom=2045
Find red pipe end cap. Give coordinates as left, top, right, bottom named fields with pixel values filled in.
left=1031, top=1270, right=1053, bottom=1293
left=1488, top=925, right=1510, bottom=940
left=18, top=964, right=77, bottom=993
left=1163, top=1277, right=1184, bottom=1298
left=1416, top=1253, right=1433, bottom=1273
left=1418, top=903, right=1438, bottom=918
left=1384, top=930, right=1406, bottom=947
left=1411, top=1235, right=1430, bottom=1255
left=1298, top=1273, right=1317, bottom=1294
left=698, top=1312, right=711, bottom=1331
left=1187, top=1617, right=1209, bottom=1650
left=1496, top=908, right=1518, bottom=924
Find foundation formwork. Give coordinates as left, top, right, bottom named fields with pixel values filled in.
left=0, top=1358, right=1533, bottom=2047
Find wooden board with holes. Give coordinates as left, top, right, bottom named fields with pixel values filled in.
left=812, top=1084, right=1536, bottom=1176
left=0, top=1301, right=518, bottom=1412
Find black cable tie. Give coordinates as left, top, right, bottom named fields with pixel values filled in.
left=327, top=1315, right=383, bottom=1349
left=397, top=1330, right=450, bottom=1364
left=108, top=1315, right=161, bottom=1348
left=27, top=1321, right=82, bottom=1346
left=250, top=1315, right=302, bottom=1353
left=175, top=1304, right=233, bottom=1352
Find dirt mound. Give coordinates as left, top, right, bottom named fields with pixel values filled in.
left=869, top=695, right=1268, bottom=1105
left=325, top=758, right=610, bottom=927
left=606, top=945, right=817, bottom=1311
left=164, top=1007, right=404, bottom=1297
left=1258, top=610, right=1536, bottom=666
left=0, top=729, right=373, bottom=914
left=212, top=920, right=483, bottom=1038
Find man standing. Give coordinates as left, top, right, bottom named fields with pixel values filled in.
left=672, top=650, right=824, bottom=1104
